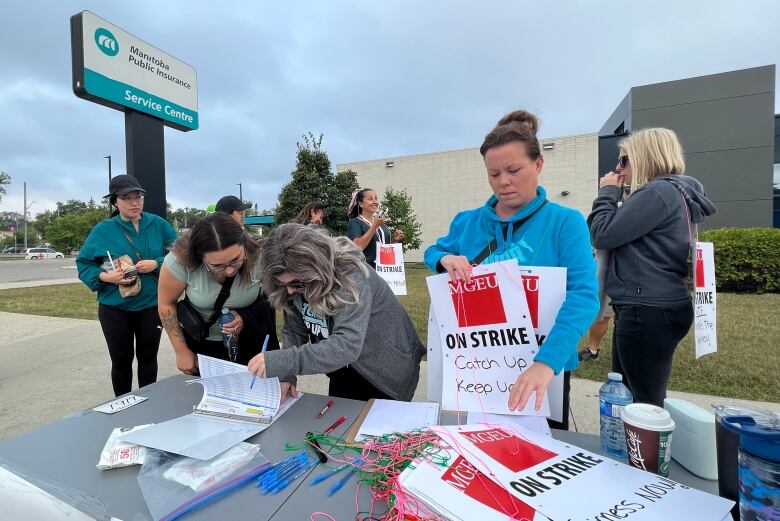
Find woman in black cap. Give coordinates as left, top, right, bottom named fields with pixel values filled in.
left=77, top=175, right=177, bottom=396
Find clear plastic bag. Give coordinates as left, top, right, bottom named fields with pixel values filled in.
left=137, top=443, right=268, bottom=521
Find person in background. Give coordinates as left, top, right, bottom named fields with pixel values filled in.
left=157, top=213, right=279, bottom=374
left=293, top=201, right=327, bottom=229
left=588, top=127, right=716, bottom=406
left=424, top=109, right=599, bottom=430
left=247, top=223, right=425, bottom=403
left=215, top=195, right=252, bottom=225
left=77, top=175, right=177, bottom=396
left=579, top=250, right=613, bottom=361
left=346, top=188, right=403, bottom=268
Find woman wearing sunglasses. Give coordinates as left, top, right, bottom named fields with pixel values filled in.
left=158, top=213, right=279, bottom=374
left=247, top=223, right=425, bottom=402
left=588, top=128, right=717, bottom=406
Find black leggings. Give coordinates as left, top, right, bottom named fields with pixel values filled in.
left=611, top=304, right=694, bottom=406
left=98, top=304, right=162, bottom=396
left=327, top=365, right=392, bottom=401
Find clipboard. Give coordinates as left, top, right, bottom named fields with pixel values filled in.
left=344, top=399, right=441, bottom=446
left=344, top=399, right=376, bottom=446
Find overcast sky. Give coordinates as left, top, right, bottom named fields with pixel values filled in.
left=1, top=0, right=778, bottom=217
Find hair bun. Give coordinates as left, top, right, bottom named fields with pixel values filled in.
left=496, top=110, right=539, bottom=135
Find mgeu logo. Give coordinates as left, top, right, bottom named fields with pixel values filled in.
left=94, top=28, right=119, bottom=57
left=448, top=273, right=507, bottom=327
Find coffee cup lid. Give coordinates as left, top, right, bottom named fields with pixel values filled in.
left=621, top=403, right=675, bottom=431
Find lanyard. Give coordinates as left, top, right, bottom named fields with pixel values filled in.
left=358, top=215, right=386, bottom=244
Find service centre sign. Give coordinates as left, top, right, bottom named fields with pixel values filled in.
left=71, top=11, right=198, bottom=131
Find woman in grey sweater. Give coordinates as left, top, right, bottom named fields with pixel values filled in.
left=248, top=223, right=425, bottom=402
left=588, top=128, right=716, bottom=406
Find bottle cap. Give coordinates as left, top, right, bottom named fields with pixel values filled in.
left=222, top=308, right=229, bottom=314
left=607, top=372, right=623, bottom=382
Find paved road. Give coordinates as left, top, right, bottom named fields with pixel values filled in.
left=0, top=258, right=78, bottom=284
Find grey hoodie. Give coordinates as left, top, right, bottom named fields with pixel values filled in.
left=587, top=175, right=717, bottom=307
left=263, top=268, right=426, bottom=401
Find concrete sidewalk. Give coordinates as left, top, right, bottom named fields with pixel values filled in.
left=1, top=310, right=778, bottom=442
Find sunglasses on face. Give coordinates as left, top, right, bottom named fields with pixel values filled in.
left=274, top=279, right=305, bottom=290
left=618, top=155, right=630, bottom=168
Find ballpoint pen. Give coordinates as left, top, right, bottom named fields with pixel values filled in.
left=309, top=458, right=365, bottom=486
left=325, top=466, right=359, bottom=497
left=317, top=399, right=334, bottom=418
left=323, top=415, right=347, bottom=435
left=250, top=334, right=270, bottom=390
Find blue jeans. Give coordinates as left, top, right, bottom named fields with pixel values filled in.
left=611, top=304, right=694, bottom=406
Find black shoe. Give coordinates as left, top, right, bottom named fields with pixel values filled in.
left=578, top=348, right=599, bottom=361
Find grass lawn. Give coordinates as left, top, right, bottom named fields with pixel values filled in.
left=2, top=266, right=778, bottom=402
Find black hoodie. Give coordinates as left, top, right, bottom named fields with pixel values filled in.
left=587, top=175, right=717, bottom=307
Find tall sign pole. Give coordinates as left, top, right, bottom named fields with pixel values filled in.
left=70, top=11, right=198, bottom=217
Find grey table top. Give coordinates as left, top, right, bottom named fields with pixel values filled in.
left=0, top=376, right=719, bottom=520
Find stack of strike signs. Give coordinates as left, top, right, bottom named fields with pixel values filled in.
left=396, top=423, right=734, bottom=521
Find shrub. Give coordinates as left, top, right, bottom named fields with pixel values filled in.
left=699, top=228, right=780, bottom=293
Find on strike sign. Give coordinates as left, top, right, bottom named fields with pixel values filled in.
left=375, top=242, right=407, bottom=295
left=693, top=242, right=717, bottom=359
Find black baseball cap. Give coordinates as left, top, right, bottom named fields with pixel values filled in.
left=104, top=175, right=146, bottom=198
left=216, top=195, right=252, bottom=213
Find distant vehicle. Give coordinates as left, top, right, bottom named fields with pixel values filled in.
left=2, top=246, right=26, bottom=254
left=24, top=247, right=65, bottom=260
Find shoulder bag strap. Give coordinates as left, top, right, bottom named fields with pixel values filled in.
left=116, top=222, right=144, bottom=262
left=470, top=200, right=548, bottom=265
left=205, top=275, right=235, bottom=327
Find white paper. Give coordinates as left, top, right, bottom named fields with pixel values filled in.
left=197, top=354, right=247, bottom=377
left=0, top=466, right=96, bottom=521
left=466, top=411, right=552, bottom=438
left=92, top=394, right=148, bottom=414
left=427, top=261, right=549, bottom=416
left=694, top=242, right=718, bottom=358
left=433, top=424, right=734, bottom=521
left=375, top=242, right=407, bottom=295
left=356, top=400, right=440, bottom=441
left=196, top=373, right=280, bottom=416
left=426, top=305, right=443, bottom=402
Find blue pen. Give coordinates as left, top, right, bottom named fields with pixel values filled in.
left=325, top=467, right=359, bottom=497
left=261, top=463, right=311, bottom=494
left=258, top=456, right=311, bottom=489
left=250, top=334, right=270, bottom=390
left=309, top=458, right=365, bottom=486
left=257, top=453, right=307, bottom=486
left=269, top=459, right=319, bottom=494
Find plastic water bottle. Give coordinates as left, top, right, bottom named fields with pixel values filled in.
left=218, top=308, right=239, bottom=361
left=599, top=372, right=634, bottom=458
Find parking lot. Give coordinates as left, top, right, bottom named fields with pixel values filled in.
left=0, top=257, right=78, bottom=285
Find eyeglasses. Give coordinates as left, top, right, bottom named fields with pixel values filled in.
left=118, top=195, right=145, bottom=203
left=618, top=155, right=629, bottom=169
left=274, top=279, right=306, bottom=290
left=204, top=248, right=246, bottom=273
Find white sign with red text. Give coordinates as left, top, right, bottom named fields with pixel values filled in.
left=375, top=242, right=407, bottom=295
left=426, top=261, right=548, bottom=416
left=694, top=242, right=717, bottom=359
left=433, top=424, right=733, bottom=521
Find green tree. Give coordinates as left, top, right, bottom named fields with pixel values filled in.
left=168, top=206, right=207, bottom=230
left=45, top=208, right=107, bottom=253
left=34, top=199, right=104, bottom=245
left=380, top=186, right=423, bottom=251
left=0, top=172, right=10, bottom=204
left=275, top=133, right=359, bottom=234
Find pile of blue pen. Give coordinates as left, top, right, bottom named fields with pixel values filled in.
left=256, top=451, right=318, bottom=494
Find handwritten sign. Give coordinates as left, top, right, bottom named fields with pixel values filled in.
left=427, top=261, right=547, bottom=416
left=93, top=394, right=148, bottom=414
left=375, top=242, right=407, bottom=295
left=433, top=424, right=734, bottom=521
left=694, top=242, right=717, bottom=359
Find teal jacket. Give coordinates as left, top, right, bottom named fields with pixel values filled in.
left=424, top=186, right=599, bottom=374
left=77, top=212, right=177, bottom=311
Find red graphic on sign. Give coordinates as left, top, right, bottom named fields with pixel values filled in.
left=442, top=455, right=536, bottom=518
left=521, top=274, right=540, bottom=328
left=461, top=428, right=557, bottom=472
left=379, top=245, right=396, bottom=265
left=448, top=273, right=507, bottom=327
left=695, top=248, right=705, bottom=288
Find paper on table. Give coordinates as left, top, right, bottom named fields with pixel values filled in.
left=0, top=466, right=100, bottom=521
left=466, top=411, right=552, bottom=437
left=356, top=400, right=440, bottom=441
left=196, top=354, right=246, bottom=377
left=197, top=373, right=281, bottom=416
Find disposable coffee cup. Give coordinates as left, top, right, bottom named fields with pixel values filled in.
left=621, top=403, right=675, bottom=477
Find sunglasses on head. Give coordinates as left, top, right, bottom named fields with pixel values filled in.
left=618, top=155, right=629, bottom=168
left=275, top=279, right=305, bottom=290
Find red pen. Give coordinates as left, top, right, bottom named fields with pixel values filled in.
left=317, top=399, right=334, bottom=418
left=323, top=415, right=347, bottom=435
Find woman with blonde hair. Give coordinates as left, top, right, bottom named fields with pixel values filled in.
left=588, top=127, right=717, bottom=406
left=247, top=223, right=425, bottom=402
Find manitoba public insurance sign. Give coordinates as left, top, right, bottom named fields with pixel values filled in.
left=71, top=11, right=198, bottom=131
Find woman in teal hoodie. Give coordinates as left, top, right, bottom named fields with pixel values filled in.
left=77, top=175, right=177, bottom=396
left=424, top=110, right=599, bottom=429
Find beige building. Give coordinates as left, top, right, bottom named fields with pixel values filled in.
left=338, top=132, right=599, bottom=262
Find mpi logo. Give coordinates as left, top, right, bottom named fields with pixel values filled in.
left=94, top=28, right=119, bottom=56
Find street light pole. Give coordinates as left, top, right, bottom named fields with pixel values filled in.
left=104, top=155, right=112, bottom=182
left=23, top=182, right=35, bottom=251
left=237, top=183, right=243, bottom=201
